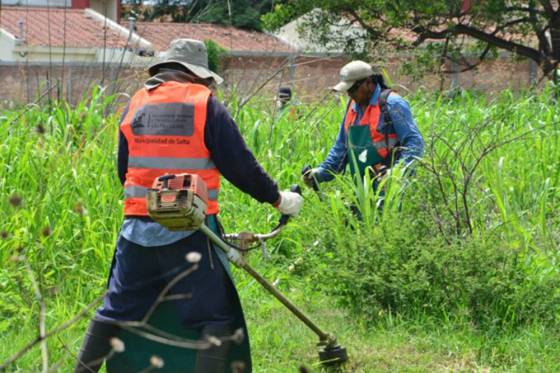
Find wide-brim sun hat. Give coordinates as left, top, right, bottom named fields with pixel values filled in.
left=148, top=38, right=224, bottom=85
left=332, top=60, right=374, bottom=92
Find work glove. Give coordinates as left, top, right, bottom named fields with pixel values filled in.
left=302, top=167, right=321, bottom=189
left=276, top=191, right=304, bottom=216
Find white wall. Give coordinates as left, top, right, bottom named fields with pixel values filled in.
left=2, top=43, right=154, bottom=66
left=0, top=30, right=17, bottom=61
left=90, top=0, right=118, bottom=21
left=9, top=45, right=96, bottom=63
left=2, top=0, right=70, bottom=7
left=275, top=9, right=366, bottom=54
left=2, top=0, right=118, bottom=21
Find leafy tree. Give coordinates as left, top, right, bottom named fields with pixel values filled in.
left=204, top=39, right=227, bottom=72
left=124, top=0, right=286, bottom=31
left=263, top=1, right=560, bottom=83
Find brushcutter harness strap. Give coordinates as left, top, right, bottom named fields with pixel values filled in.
left=120, top=81, right=221, bottom=216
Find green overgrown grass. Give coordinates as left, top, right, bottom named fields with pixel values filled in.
left=1, top=86, right=559, bottom=371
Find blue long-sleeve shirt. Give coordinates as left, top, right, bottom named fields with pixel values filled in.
left=117, top=74, right=280, bottom=246
left=316, top=86, right=424, bottom=182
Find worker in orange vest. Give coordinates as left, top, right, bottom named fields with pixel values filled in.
left=303, top=61, right=424, bottom=195
left=75, top=38, right=303, bottom=373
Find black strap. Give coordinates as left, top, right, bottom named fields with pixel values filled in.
left=378, top=89, right=400, bottom=167
left=378, top=89, right=392, bottom=146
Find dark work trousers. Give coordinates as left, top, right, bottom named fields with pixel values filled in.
left=75, top=230, right=240, bottom=372
left=97, top=230, right=237, bottom=328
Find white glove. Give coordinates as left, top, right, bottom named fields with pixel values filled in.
left=276, top=191, right=304, bottom=216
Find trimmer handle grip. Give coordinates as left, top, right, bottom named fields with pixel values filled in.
left=158, top=174, right=176, bottom=189
left=302, top=164, right=320, bottom=192
left=301, top=165, right=312, bottom=176
left=278, top=184, right=302, bottom=226
left=290, top=184, right=302, bottom=194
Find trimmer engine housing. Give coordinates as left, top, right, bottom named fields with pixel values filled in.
left=147, top=173, right=208, bottom=231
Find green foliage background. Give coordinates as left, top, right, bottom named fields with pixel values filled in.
left=1, top=87, right=560, bottom=371
left=204, top=39, right=227, bottom=74
left=262, top=1, right=560, bottom=81
left=125, top=0, right=284, bottom=31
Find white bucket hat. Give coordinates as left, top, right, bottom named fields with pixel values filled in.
left=148, top=38, right=224, bottom=85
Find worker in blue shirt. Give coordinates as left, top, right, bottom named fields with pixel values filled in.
left=75, top=39, right=303, bottom=373
left=303, top=60, right=424, bottom=192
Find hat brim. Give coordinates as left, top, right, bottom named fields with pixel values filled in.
left=148, top=60, right=224, bottom=85
left=332, top=80, right=354, bottom=92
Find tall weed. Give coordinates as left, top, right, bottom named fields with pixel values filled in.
left=1, top=86, right=559, bottom=357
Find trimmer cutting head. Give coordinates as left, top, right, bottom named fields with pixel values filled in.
left=319, top=344, right=348, bottom=366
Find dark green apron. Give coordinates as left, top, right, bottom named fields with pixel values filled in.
left=106, top=218, right=251, bottom=373
left=347, top=124, right=384, bottom=179
left=106, top=302, right=251, bottom=372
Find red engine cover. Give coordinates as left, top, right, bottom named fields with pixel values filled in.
left=152, top=173, right=209, bottom=205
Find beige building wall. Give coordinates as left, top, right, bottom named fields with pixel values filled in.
left=222, top=54, right=540, bottom=99
left=0, top=63, right=146, bottom=105
left=0, top=54, right=545, bottom=108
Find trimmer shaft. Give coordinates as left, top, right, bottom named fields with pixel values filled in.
left=147, top=173, right=349, bottom=367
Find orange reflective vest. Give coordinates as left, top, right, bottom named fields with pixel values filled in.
left=120, top=81, right=220, bottom=216
left=343, top=97, right=399, bottom=162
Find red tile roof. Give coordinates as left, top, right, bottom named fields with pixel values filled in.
left=130, top=21, right=295, bottom=53
left=0, top=7, right=129, bottom=48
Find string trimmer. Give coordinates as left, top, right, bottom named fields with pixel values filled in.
left=146, top=173, right=348, bottom=367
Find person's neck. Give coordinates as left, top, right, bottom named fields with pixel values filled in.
left=156, top=69, right=198, bottom=84
left=357, top=85, right=375, bottom=110
left=357, top=94, right=372, bottom=111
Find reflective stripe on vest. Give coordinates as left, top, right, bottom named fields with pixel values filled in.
left=344, top=100, right=398, bottom=159
left=128, top=156, right=215, bottom=170
left=120, top=81, right=220, bottom=216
